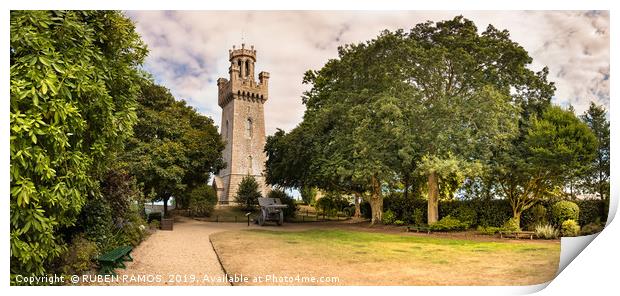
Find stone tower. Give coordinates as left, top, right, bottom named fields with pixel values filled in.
left=212, top=44, right=270, bottom=204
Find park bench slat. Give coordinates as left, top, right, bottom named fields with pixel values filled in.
left=97, top=246, right=133, bottom=275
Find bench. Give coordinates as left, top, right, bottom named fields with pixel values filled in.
left=97, top=246, right=133, bottom=275
left=499, top=231, right=536, bottom=240
left=406, top=226, right=431, bottom=234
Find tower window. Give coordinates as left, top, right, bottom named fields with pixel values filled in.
left=245, top=118, right=253, bottom=138
left=225, top=120, right=229, bottom=139
left=237, top=60, right=242, bottom=77
left=245, top=60, right=250, bottom=78
left=248, top=155, right=253, bottom=172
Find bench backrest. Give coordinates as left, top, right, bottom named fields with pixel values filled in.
left=258, top=198, right=282, bottom=207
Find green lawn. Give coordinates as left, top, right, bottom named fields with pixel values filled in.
left=210, top=228, right=560, bottom=285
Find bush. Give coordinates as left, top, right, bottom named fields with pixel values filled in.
left=360, top=201, right=372, bottom=219
left=561, top=219, right=580, bottom=237
left=580, top=222, right=604, bottom=235
left=235, top=175, right=262, bottom=211
left=411, top=208, right=425, bottom=226
left=551, top=201, right=580, bottom=226
left=475, top=199, right=512, bottom=227
left=393, top=220, right=405, bottom=226
left=60, top=234, right=99, bottom=275
left=502, top=218, right=521, bottom=232
left=116, top=206, right=147, bottom=247
left=300, top=186, right=317, bottom=206
left=449, top=204, right=476, bottom=229
left=78, top=196, right=115, bottom=252
left=575, top=199, right=606, bottom=225
left=147, top=212, right=163, bottom=223
left=188, top=184, right=217, bottom=217
left=382, top=210, right=396, bottom=224
left=476, top=226, right=502, bottom=235
left=267, top=189, right=298, bottom=220
left=535, top=224, right=559, bottom=239
left=522, top=204, right=548, bottom=230
left=102, top=169, right=144, bottom=226
left=149, top=220, right=160, bottom=229
left=429, top=216, right=467, bottom=231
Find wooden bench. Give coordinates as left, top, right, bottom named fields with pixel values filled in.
left=406, top=226, right=432, bottom=234
left=97, top=246, right=133, bottom=275
left=499, top=231, right=536, bottom=240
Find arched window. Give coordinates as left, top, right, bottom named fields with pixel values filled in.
left=248, top=155, right=253, bottom=172
left=245, top=118, right=253, bottom=138
left=245, top=60, right=250, bottom=78
left=237, top=59, right=242, bottom=77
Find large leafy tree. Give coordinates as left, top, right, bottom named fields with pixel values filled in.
left=124, top=82, right=225, bottom=217
left=10, top=11, right=147, bottom=277
left=496, top=106, right=597, bottom=225
left=581, top=102, right=610, bottom=204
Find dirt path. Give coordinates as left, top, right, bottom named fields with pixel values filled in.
left=111, top=217, right=246, bottom=286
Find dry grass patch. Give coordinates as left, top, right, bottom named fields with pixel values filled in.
left=210, top=229, right=560, bottom=286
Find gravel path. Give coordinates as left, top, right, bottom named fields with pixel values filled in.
left=112, top=217, right=246, bottom=286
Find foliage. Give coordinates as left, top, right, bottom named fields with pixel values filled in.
left=393, top=220, right=405, bottom=226
left=235, top=175, right=262, bottom=211
left=551, top=201, right=580, bottom=226
left=382, top=210, right=396, bottom=225
left=476, top=226, right=502, bottom=235
left=474, top=200, right=513, bottom=227
left=315, top=192, right=349, bottom=216
left=188, top=184, right=217, bottom=217
left=101, top=168, right=145, bottom=227
left=115, top=206, right=147, bottom=247
left=580, top=103, right=610, bottom=203
left=149, top=220, right=160, bottom=230
left=497, top=106, right=596, bottom=225
left=575, top=199, right=606, bottom=225
left=300, top=186, right=318, bottom=205
left=411, top=209, right=425, bottom=226
left=77, top=197, right=115, bottom=252
left=561, top=219, right=580, bottom=237
left=535, top=224, right=559, bottom=239
left=60, top=234, right=99, bottom=276
left=448, top=204, right=477, bottom=229
left=124, top=81, right=225, bottom=217
left=429, top=216, right=468, bottom=232
left=147, top=212, right=163, bottom=223
left=10, top=10, right=146, bottom=277
left=267, top=189, right=298, bottom=220
left=580, top=223, right=604, bottom=236
left=502, top=218, right=521, bottom=232
left=522, top=204, right=549, bottom=230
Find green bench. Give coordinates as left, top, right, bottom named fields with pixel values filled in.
left=406, top=225, right=432, bottom=234
left=97, top=246, right=133, bottom=275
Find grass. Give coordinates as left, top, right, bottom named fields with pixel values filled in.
left=210, top=228, right=560, bottom=286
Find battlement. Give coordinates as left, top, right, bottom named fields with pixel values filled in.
left=229, top=43, right=256, bottom=61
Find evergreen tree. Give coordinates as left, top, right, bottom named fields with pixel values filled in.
left=235, top=175, right=262, bottom=211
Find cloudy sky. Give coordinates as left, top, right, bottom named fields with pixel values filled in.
left=126, top=11, right=610, bottom=135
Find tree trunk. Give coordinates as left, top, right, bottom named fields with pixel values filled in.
left=427, top=171, right=439, bottom=224
left=369, top=175, right=383, bottom=225
left=163, top=196, right=170, bottom=218
left=353, top=193, right=361, bottom=218
left=512, top=209, right=521, bottom=227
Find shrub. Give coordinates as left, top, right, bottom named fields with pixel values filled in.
left=235, top=175, right=262, bottom=211
left=300, top=186, right=317, bottom=206
left=382, top=210, right=396, bottom=225
left=78, top=196, right=115, bottom=252
left=476, top=226, right=502, bottom=235
left=475, top=199, right=512, bottom=227
left=522, top=204, right=548, bottom=230
left=147, top=212, right=163, bottom=223
left=502, top=218, right=521, bottom=232
left=393, top=220, right=405, bottom=226
left=535, top=224, right=559, bottom=239
left=188, top=184, right=217, bottom=217
left=411, top=208, right=425, bottom=226
left=561, top=219, right=581, bottom=237
left=551, top=200, right=579, bottom=226
left=101, top=169, right=144, bottom=226
left=60, top=234, right=99, bottom=276
left=580, top=222, right=604, bottom=235
left=267, top=189, right=298, bottom=220
left=449, top=204, right=476, bottom=228
left=360, top=201, right=372, bottom=219
left=149, top=220, right=160, bottom=230
left=116, top=206, right=147, bottom=247
left=429, top=216, right=467, bottom=231
left=575, top=199, right=606, bottom=225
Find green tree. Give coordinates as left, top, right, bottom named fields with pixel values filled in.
left=496, top=106, right=597, bottom=225
left=581, top=102, right=610, bottom=204
left=124, top=82, right=225, bottom=217
left=235, top=175, right=262, bottom=211
left=300, top=186, right=318, bottom=205
left=10, top=11, right=146, bottom=277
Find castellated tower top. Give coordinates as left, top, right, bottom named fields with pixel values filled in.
left=217, top=44, right=269, bottom=108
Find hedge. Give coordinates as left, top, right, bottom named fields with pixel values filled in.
left=367, top=194, right=606, bottom=229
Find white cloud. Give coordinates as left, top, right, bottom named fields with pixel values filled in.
left=127, top=11, right=610, bottom=134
